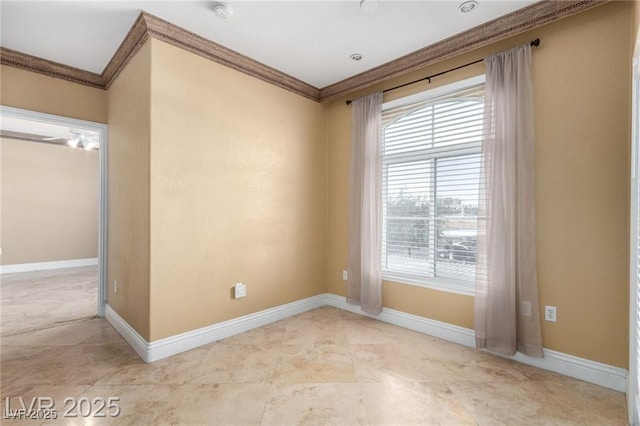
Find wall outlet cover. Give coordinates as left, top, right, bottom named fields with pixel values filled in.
left=544, top=305, right=557, bottom=322
left=234, top=282, right=247, bottom=298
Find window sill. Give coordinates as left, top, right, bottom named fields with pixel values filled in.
left=381, top=271, right=475, bottom=296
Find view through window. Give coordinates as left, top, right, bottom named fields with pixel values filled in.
left=381, top=80, right=484, bottom=289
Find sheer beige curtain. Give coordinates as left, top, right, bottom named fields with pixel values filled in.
left=475, top=44, right=543, bottom=357
left=348, top=92, right=383, bottom=315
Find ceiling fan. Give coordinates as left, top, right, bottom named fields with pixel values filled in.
left=0, top=117, right=101, bottom=150
left=43, top=131, right=99, bottom=150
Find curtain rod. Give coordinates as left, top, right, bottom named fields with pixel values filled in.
left=345, top=38, right=540, bottom=106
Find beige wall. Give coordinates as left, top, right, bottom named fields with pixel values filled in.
left=0, top=65, right=106, bottom=123
left=147, top=39, right=327, bottom=340
left=327, top=1, right=632, bottom=368
left=106, top=41, right=152, bottom=339
left=634, top=0, right=640, bottom=44
left=0, top=64, right=106, bottom=267
left=104, top=37, right=327, bottom=342
left=534, top=2, right=630, bottom=368
left=634, top=0, right=640, bottom=73
left=0, top=138, right=98, bottom=265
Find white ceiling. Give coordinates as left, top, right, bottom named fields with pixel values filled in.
left=0, top=0, right=536, bottom=88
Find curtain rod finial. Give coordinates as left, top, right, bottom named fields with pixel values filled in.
left=531, top=38, right=540, bottom=47
left=346, top=100, right=352, bottom=106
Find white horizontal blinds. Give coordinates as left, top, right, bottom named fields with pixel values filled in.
left=434, top=153, right=481, bottom=281
left=383, top=160, right=432, bottom=275
left=382, top=83, right=483, bottom=282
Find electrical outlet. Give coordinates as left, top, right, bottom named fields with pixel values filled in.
left=114, top=280, right=118, bottom=293
left=234, top=282, right=247, bottom=298
left=342, top=270, right=348, bottom=281
left=544, top=305, right=557, bottom=322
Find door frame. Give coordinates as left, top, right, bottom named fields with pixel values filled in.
left=0, top=105, right=108, bottom=317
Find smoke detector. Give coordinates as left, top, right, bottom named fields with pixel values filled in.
left=211, top=2, right=233, bottom=19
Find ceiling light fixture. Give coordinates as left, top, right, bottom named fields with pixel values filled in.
left=458, top=1, right=478, bottom=13
left=350, top=53, right=364, bottom=61
left=211, top=2, right=233, bottom=19
left=360, top=0, right=380, bottom=12
left=83, top=139, right=100, bottom=150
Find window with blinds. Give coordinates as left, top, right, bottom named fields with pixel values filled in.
left=381, top=78, right=484, bottom=292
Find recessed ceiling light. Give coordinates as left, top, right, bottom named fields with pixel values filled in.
left=211, top=2, right=233, bottom=19
left=350, top=53, right=364, bottom=61
left=360, top=0, right=380, bottom=12
left=458, top=0, right=478, bottom=13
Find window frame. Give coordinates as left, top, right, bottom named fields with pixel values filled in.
left=380, top=75, right=485, bottom=296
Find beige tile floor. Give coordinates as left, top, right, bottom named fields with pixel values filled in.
left=0, top=306, right=628, bottom=425
left=1, top=266, right=97, bottom=336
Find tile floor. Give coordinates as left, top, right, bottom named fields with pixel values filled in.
left=0, top=306, right=628, bottom=425
left=1, top=266, right=97, bottom=336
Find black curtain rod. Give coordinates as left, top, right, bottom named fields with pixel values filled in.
left=345, top=38, right=540, bottom=106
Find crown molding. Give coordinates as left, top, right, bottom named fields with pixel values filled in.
left=1, top=11, right=319, bottom=101
left=0, top=47, right=103, bottom=88
left=140, top=13, right=320, bottom=101
left=319, top=0, right=610, bottom=102
left=0, top=12, right=149, bottom=91
left=1, top=1, right=608, bottom=103
left=101, top=12, right=150, bottom=89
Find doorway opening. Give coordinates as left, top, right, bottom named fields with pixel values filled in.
left=0, top=106, right=107, bottom=335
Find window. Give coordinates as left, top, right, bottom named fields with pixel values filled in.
left=381, top=76, right=484, bottom=294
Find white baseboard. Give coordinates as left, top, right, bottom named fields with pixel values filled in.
left=105, top=292, right=628, bottom=392
left=325, top=293, right=476, bottom=347
left=325, top=293, right=627, bottom=392
left=105, top=305, right=150, bottom=362
left=105, top=294, right=327, bottom=362
left=512, top=348, right=628, bottom=393
left=0, top=258, right=98, bottom=274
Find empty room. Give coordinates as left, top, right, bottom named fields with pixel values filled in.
left=1, top=116, right=101, bottom=336
left=1, top=0, right=638, bottom=424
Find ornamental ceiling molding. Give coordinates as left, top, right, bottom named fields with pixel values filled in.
left=319, top=0, right=609, bottom=101
left=0, top=0, right=609, bottom=103
left=0, top=47, right=104, bottom=89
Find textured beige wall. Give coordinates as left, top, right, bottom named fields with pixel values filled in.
left=327, top=1, right=632, bottom=368
left=634, top=0, right=640, bottom=67
left=634, top=0, right=640, bottom=43
left=0, top=63, right=106, bottom=268
left=147, top=39, right=327, bottom=340
left=0, top=138, right=98, bottom=265
left=533, top=1, right=631, bottom=369
left=106, top=41, right=151, bottom=340
left=0, top=65, right=106, bottom=123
